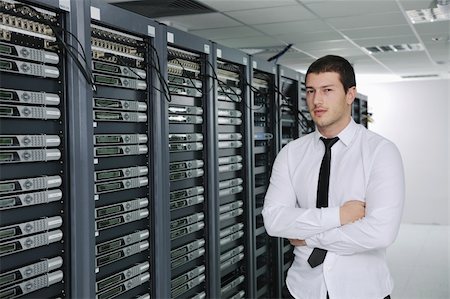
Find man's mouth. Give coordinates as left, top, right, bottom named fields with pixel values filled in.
left=314, top=108, right=327, bottom=117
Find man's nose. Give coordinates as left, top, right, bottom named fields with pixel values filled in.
left=313, top=90, right=323, bottom=105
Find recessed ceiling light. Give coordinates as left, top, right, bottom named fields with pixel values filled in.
left=401, top=74, right=440, bottom=79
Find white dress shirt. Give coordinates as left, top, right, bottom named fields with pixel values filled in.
left=262, top=119, right=405, bottom=299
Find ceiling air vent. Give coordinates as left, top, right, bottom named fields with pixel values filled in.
left=364, top=43, right=424, bottom=54
left=401, top=74, right=440, bottom=79
left=113, top=0, right=216, bottom=18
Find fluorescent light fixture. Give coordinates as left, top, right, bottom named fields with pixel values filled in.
left=363, top=43, right=424, bottom=54
left=406, top=3, right=450, bottom=23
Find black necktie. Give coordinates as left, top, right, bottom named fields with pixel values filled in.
left=308, top=136, right=339, bottom=268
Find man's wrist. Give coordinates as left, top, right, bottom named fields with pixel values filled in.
left=323, top=206, right=341, bottom=228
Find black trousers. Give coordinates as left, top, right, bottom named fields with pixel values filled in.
left=282, top=285, right=391, bottom=299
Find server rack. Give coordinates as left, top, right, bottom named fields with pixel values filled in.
left=277, top=65, right=301, bottom=149
left=212, top=43, right=252, bottom=299
left=352, top=95, right=361, bottom=125
left=360, top=94, right=368, bottom=128
left=249, top=56, right=278, bottom=299
left=275, top=65, right=302, bottom=297
left=352, top=93, right=369, bottom=128
left=88, top=1, right=158, bottom=298
left=162, top=25, right=214, bottom=299
left=298, top=73, right=314, bottom=136
left=0, top=0, right=71, bottom=297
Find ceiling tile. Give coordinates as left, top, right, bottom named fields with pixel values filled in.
left=423, top=40, right=450, bottom=51
left=197, top=0, right=297, bottom=12
left=341, top=25, right=413, bottom=39
left=397, top=0, right=432, bottom=10
left=374, top=55, right=434, bottom=74
left=276, top=52, right=314, bottom=63
left=353, top=62, right=392, bottom=74
left=157, top=13, right=240, bottom=30
left=215, top=36, right=281, bottom=48
left=190, top=26, right=262, bottom=40
left=254, top=19, right=331, bottom=35
left=305, top=0, right=400, bottom=18
left=375, top=51, right=430, bottom=65
left=326, top=12, right=409, bottom=30
left=413, top=21, right=450, bottom=36
left=253, top=50, right=316, bottom=63
left=293, top=39, right=355, bottom=51
left=226, top=5, right=316, bottom=25
left=424, top=41, right=450, bottom=65
left=309, top=47, right=366, bottom=58
left=277, top=31, right=343, bottom=44
left=299, top=0, right=328, bottom=3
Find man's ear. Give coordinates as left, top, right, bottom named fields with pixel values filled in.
left=346, top=86, right=356, bottom=105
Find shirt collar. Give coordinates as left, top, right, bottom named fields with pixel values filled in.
left=313, top=118, right=358, bottom=147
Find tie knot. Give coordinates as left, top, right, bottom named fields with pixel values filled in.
left=320, top=136, right=339, bottom=149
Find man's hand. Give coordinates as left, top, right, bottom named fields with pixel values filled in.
left=289, top=239, right=306, bottom=246
left=340, top=200, right=365, bottom=225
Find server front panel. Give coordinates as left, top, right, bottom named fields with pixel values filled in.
left=278, top=76, right=300, bottom=147
left=359, top=94, right=369, bottom=128
left=167, top=45, right=207, bottom=299
left=0, top=1, right=66, bottom=298
left=250, top=67, right=278, bottom=299
left=90, top=22, right=151, bottom=299
left=298, top=74, right=314, bottom=136
left=276, top=71, right=300, bottom=295
left=216, top=58, right=248, bottom=299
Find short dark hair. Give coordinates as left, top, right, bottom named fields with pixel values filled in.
left=306, top=55, right=356, bottom=93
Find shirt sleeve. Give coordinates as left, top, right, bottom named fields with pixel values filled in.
left=262, top=143, right=341, bottom=240
left=305, top=141, right=405, bottom=255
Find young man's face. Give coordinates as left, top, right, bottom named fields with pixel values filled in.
left=305, top=72, right=356, bottom=136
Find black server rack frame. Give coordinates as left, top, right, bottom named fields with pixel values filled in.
left=161, top=24, right=214, bottom=299
left=64, top=0, right=95, bottom=297
left=88, top=1, right=160, bottom=298
left=0, top=0, right=77, bottom=297
left=248, top=56, right=278, bottom=299
left=275, top=64, right=302, bottom=298
left=212, top=42, right=252, bottom=299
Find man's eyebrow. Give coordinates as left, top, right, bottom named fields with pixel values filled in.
left=305, top=84, right=336, bottom=89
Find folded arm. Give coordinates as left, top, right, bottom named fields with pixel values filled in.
left=305, top=142, right=405, bottom=255
left=262, top=145, right=342, bottom=239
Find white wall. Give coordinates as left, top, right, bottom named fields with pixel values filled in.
left=358, top=79, right=449, bottom=225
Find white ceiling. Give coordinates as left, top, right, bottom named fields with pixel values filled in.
left=108, top=0, right=450, bottom=81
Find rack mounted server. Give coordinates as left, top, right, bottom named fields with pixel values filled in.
left=0, top=1, right=67, bottom=298
left=165, top=27, right=212, bottom=299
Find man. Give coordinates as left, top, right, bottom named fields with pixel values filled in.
left=262, top=55, right=404, bottom=299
